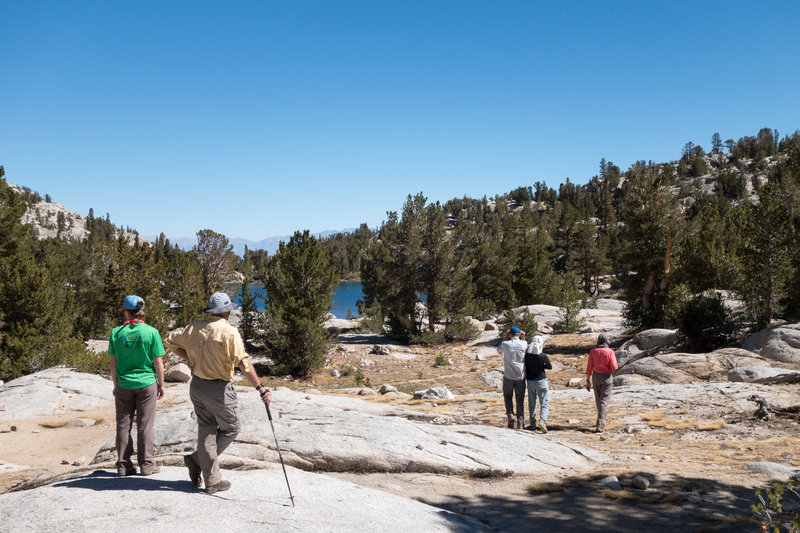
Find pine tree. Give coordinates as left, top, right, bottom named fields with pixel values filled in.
left=194, top=229, right=234, bottom=293
left=261, top=230, right=339, bottom=376
left=361, top=194, right=427, bottom=337
left=617, top=162, right=682, bottom=327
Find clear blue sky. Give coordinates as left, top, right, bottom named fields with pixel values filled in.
left=2, top=1, right=799, bottom=241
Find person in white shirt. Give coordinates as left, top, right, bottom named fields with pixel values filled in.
left=496, top=326, right=527, bottom=429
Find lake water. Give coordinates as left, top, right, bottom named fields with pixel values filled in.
left=237, top=281, right=366, bottom=319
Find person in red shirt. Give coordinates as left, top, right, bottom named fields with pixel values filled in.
left=585, top=333, right=618, bottom=433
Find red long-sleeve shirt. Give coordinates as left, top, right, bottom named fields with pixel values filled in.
left=586, top=347, right=618, bottom=376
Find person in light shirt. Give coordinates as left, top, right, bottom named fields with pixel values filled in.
left=585, top=333, right=618, bottom=433
left=497, top=326, right=527, bottom=429
left=164, top=292, right=271, bottom=494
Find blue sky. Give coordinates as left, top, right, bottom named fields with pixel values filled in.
left=2, top=1, right=799, bottom=241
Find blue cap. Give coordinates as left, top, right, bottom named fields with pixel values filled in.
left=122, top=295, right=145, bottom=311
left=509, top=326, right=520, bottom=334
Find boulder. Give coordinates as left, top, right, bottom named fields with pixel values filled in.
left=330, top=370, right=341, bottom=378
left=479, top=370, right=504, bottom=390
left=471, top=347, right=496, bottom=361
left=413, top=386, right=454, bottom=400
left=747, top=462, right=800, bottom=481
left=0, top=467, right=489, bottom=532
left=0, top=367, right=112, bottom=421
left=567, top=377, right=584, bottom=387
left=742, top=323, right=800, bottom=363
left=67, top=418, right=97, bottom=428
left=324, top=317, right=360, bottom=331
left=613, top=374, right=656, bottom=387
left=379, top=384, right=398, bottom=394
left=634, top=329, right=677, bottom=351
left=358, top=358, right=375, bottom=368
left=599, top=475, right=622, bottom=490
left=727, top=366, right=800, bottom=384
left=484, top=322, right=497, bottom=331
left=631, top=475, right=651, bottom=490
left=164, top=363, right=191, bottom=383
left=616, top=347, right=767, bottom=384
left=370, top=345, right=391, bottom=356
left=84, top=340, right=109, bottom=353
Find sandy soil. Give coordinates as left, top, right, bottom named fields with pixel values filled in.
left=2, top=332, right=798, bottom=532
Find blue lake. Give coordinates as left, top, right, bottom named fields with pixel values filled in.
left=236, top=281, right=366, bottom=319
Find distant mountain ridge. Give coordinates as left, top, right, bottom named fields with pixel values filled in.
left=6, top=180, right=356, bottom=255
left=159, top=230, right=356, bottom=256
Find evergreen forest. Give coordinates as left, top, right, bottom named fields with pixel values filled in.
left=1, top=127, right=799, bottom=380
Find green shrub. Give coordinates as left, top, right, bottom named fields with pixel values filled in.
left=678, top=290, right=733, bottom=352
left=752, top=482, right=799, bottom=533
left=443, top=318, right=481, bottom=343
left=409, top=329, right=446, bottom=345
left=355, top=301, right=385, bottom=334
left=499, top=308, right=540, bottom=338
left=434, top=353, right=448, bottom=366
left=354, top=367, right=371, bottom=388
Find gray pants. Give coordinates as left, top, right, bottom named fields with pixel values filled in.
left=592, top=372, right=614, bottom=430
left=115, top=382, right=158, bottom=470
left=189, top=377, right=241, bottom=485
left=503, top=377, right=525, bottom=417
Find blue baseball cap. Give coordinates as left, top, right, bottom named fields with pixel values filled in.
left=122, top=295, right=145, bottom=311
left=509, top=326, right=521, bottom=334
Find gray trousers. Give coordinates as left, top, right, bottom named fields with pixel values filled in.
left=115, top=382, right=158, bottom=469
left=503, top=377, right=526, bottom=417
left=189, top=377, right=241, bottom=485
left=592, top=372, right=614, bottom=430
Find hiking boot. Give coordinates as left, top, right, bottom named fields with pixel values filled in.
left=507, top=414, right=515, bottom=428
left=537, top=421, right=548, bottom=434
left=528, top=417, right=536, bottom=430
left=140, top=465, right=160, bottom=476
left=205, top=479, right=231, bottom=495
left=516, top=417, right=524, bottom=430
left=184, top=454, right=202, bottom=488
left=117, top=466, right=137, bottom=476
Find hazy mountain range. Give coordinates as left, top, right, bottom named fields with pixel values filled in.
left=148, top=230, right=356, bottom=256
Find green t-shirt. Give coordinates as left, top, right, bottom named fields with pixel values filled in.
left=108, top=322, right=165, bottom=389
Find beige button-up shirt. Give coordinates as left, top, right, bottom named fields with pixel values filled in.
left=163, top=316, right=249, bottom=381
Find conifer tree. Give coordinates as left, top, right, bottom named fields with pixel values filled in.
left=194, top=229, right=234, bottom=294
left=617, top=162, right=682, bottom=327
left=262, top=230, right=339, bottom=376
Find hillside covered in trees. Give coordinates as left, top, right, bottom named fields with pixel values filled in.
left=1, top=127, right=798, bottom=379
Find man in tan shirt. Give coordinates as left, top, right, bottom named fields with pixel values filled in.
left=164, top=292, right=271, bottom=494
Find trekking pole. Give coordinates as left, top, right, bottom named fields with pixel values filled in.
left=265, top=401, right=295, bottom=507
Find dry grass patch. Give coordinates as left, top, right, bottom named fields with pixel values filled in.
left=527, top=481, right=565, bottom=494
left=641, top=411, right=665, bottom=422
left=696, top=419, right=725, bottom=431
left=38, top=420, right=68, bottom=429
left=646, top=418, right=725, bottom=431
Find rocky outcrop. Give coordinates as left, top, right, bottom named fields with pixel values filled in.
left=0, top=367, right=111, bottom=421
left=92, top=387, right=601, bottom=476
left=164, top=363, right=192, bottom=383
left=0, top=466, right=488, bottom=532
left=728, top=366, right=800, bottom=384
left=742, top=323, right=800, bottom=363
left=616, top=328, right=677, bottom=366
left=615, top=348, right=768, bottom=384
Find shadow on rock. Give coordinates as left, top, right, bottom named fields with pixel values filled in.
left=418, top=473, right=761, bottom=533
left=53, top=470, right=200, bottom=494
